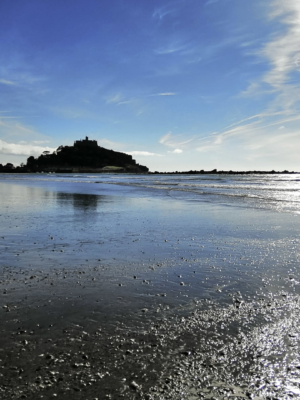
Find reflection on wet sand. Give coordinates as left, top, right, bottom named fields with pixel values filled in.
left=56, top=192, right=102, bottom=211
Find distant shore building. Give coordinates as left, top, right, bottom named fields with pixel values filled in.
left=74, top=136, right=98, bottom=148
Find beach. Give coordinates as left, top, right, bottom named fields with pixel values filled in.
left=1, top=173, right=300, bottom=399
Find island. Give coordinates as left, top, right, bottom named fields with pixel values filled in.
left=3, top=137, right=149, bottom=173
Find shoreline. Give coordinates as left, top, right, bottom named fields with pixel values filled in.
left=150, top=169, right=298, bottom=174
left=0, top=169, right=299, bottom=174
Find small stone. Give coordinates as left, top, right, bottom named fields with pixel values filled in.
left=130, top=380, right=140, bottom=390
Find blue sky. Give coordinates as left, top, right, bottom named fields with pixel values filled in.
left=1, top=0, right=300, bottom=171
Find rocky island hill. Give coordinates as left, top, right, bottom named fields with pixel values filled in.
left=23, top=137, right=149, bottom=173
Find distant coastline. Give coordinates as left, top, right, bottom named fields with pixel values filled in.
left=0, top=165, right=298, bottom=175
left=149, top=169, right=298, bottom=175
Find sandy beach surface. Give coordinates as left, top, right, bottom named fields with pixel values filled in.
left=1, top=175, right=300, bottom=399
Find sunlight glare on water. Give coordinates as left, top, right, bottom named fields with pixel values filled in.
left=1, top=172, right=300, bottom=214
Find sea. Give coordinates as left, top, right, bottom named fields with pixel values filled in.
left=1, top=172, right=300, bottom=398
left=1, top=172, right=300, bottom=214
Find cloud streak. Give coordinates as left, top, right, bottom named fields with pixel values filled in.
left=263, top=1, right=300, bottom=88
left=195, top=112, right=300, bottom=163
left=152, top=5, right=176, bottom=21
left=150, top=92, right=177, bottom=96
left=0, top=118, right=40, bottom=138
left=168, top=149, right=183, bottom=154
left=0, top=79, right=16, bottom=86
left=106, top=94, right=123, bottom=104
left=127, top=151, right=162, bottom=157
left=155, top=43, right=189, bottom=55
left=159, top=132, right=195, bottom=149
left=244, top=1, right=300, bottom=109
left=195, top=0, right=300, bottom=165
left=0, top=139, right=56, bottom=157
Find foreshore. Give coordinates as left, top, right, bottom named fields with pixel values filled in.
left=1, top=260, right=300, bottom=399
left=1, top=176, right=300, bottom=399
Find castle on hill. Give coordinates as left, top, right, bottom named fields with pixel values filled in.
left=25, top=137, right=149, bottom=173
left=74, top=136, right=98, bottom=148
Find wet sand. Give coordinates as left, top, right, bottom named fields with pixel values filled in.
left=1, top=265, right=300, bottom=399
left=1, top=179, right=300, bottom=398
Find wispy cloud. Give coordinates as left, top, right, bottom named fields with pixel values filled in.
left=0, top=119, right=38, bottom=137
left=262, top=1, right=300, bottom=88
left=243, top=1, right=300, bottom=106
left=0, top=118, right=51, bottom=147
left=152, top=4, right=177, bottom=21
left=223, top=110, right=291, bottom=131
left=117, top=99, right=136, bottom=106
left=201, top=0, right=300, bottom=165
left=97, top=138, right=126, bottom=150
left=0, top=70, right=47, bottom=90
left=196, top=143, right=217, bottom=153
left=159, top=132, right=195, bottom=149
left=168, top=148, right=183, bottom=154
left=0, top=139, right=55, bottom=157
left=19, top=140, right=50, bottom=145
left=150, top=92, right=177, bottom=97
left=0, top=79, right=16, bottom=86
left=106, top=93, right=123, bottom=104
left=155, top=43, right=189, bottom=55
left=0, top=116, right=21, bottom=119
left=105, top=93, right=137, bottom=107
left=195, top=112, right=300, bottom=164
left=127, top=151, right=162, bottom=157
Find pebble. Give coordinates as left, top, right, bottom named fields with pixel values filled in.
left=130, top=380, right=140, bottom=390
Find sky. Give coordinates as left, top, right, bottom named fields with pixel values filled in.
left=1, top=0, right=300, bottom=172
